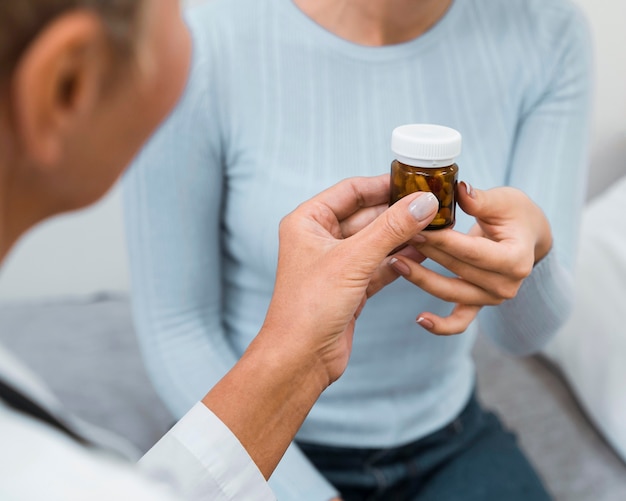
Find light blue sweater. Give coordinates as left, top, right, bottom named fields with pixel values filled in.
left=123, top=0, right=591, bottom=498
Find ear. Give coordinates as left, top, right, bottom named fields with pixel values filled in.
left=11, top=11, right=111, bottom=168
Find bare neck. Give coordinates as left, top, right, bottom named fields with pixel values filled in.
left=0, top=141, right=47, bottom=265
left=293, top=0, right=453, bottom=46
left=0, top=164, right=18, bottom=264
left=0, top=126, right=14, bottom=263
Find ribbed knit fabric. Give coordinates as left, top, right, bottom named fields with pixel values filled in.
left=123, top=0, right=591, bottom=498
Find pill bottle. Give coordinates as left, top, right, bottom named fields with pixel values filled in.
left=389, top=124, right=462, bottom=230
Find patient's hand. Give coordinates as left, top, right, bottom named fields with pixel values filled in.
left=389, top=182, right=553, bottom=335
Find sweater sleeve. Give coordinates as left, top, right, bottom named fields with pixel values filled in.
left=123, top=13, right=339, bottom=501
left=478, top=5, right=593, bottom=355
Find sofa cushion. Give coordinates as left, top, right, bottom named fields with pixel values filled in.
left=544, top=176, right=626, bottom=465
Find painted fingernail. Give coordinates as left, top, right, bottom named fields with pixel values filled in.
left=389, top=257, right=411, bottom=277
left=417, top=316, right=435, bottom=330
left=462, top=181, right=476, bottom=199
left=409, top=192, right=438, bottom=222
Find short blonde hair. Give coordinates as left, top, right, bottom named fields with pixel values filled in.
left=0, top=0, right=142, bottom=78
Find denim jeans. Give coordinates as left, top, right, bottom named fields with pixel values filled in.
left=298, top=393, right=551, bottom=501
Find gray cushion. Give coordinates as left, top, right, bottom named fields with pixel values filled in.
left=0, top=295, right=173, bottom=453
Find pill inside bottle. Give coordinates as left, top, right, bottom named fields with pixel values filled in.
left=389, top=124, right=462, bottom=230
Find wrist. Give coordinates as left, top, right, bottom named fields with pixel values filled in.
left=252, top=325, right=331, bottom=393
left=201, top=326, right=329, bottom=479
left=533, top=207, right=553, bottom=264
left=534, top=225, right=553, bottom=265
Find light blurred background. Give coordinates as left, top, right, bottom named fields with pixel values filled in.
left=1, top=0, right=624, bottom=301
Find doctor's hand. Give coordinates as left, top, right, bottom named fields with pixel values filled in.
left=203, top=175, right=437, bottom=480
left=389, top=182, right=552, bottom=336
left=260, top=174, right=438, bottom=386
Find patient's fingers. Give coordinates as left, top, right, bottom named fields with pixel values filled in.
left=419, top=229, right=517, bottom=273
left=416, top=244, right=518, bottom=298
left=389, top=257, right=502, bottom=306
left=416, top=303, right=482, bottom=336
left=366, top=246, right=426, bottom=297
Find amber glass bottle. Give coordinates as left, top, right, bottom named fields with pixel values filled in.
left=389, top=124, right=462, bottom=230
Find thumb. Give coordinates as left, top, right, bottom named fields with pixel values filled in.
left=351, top=191, right=438, bottom=263
left=457, top=181, right=520, bottom=222
left=456, top=181, right=484, bottom=218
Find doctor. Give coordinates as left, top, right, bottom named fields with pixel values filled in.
left=0, top=0, right=440, bottom=498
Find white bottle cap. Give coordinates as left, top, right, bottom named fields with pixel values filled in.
left=391, top=124, right=462, bottom=168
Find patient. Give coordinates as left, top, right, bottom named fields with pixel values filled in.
left=0, top=0, right=440, bottom=498
left=124, top=0, right=592, bottom=499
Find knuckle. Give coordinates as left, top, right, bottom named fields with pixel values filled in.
left=493, top=282, right=520, bottom=300
left=278, top=213, right=298, bottom=238
left=510, top=261, right=533, bottom=280
left=504, top=252, right=533, bottom=278
left=381, top=213, right=408, bottom=242
left=278, top=216, right=289, bottom=234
